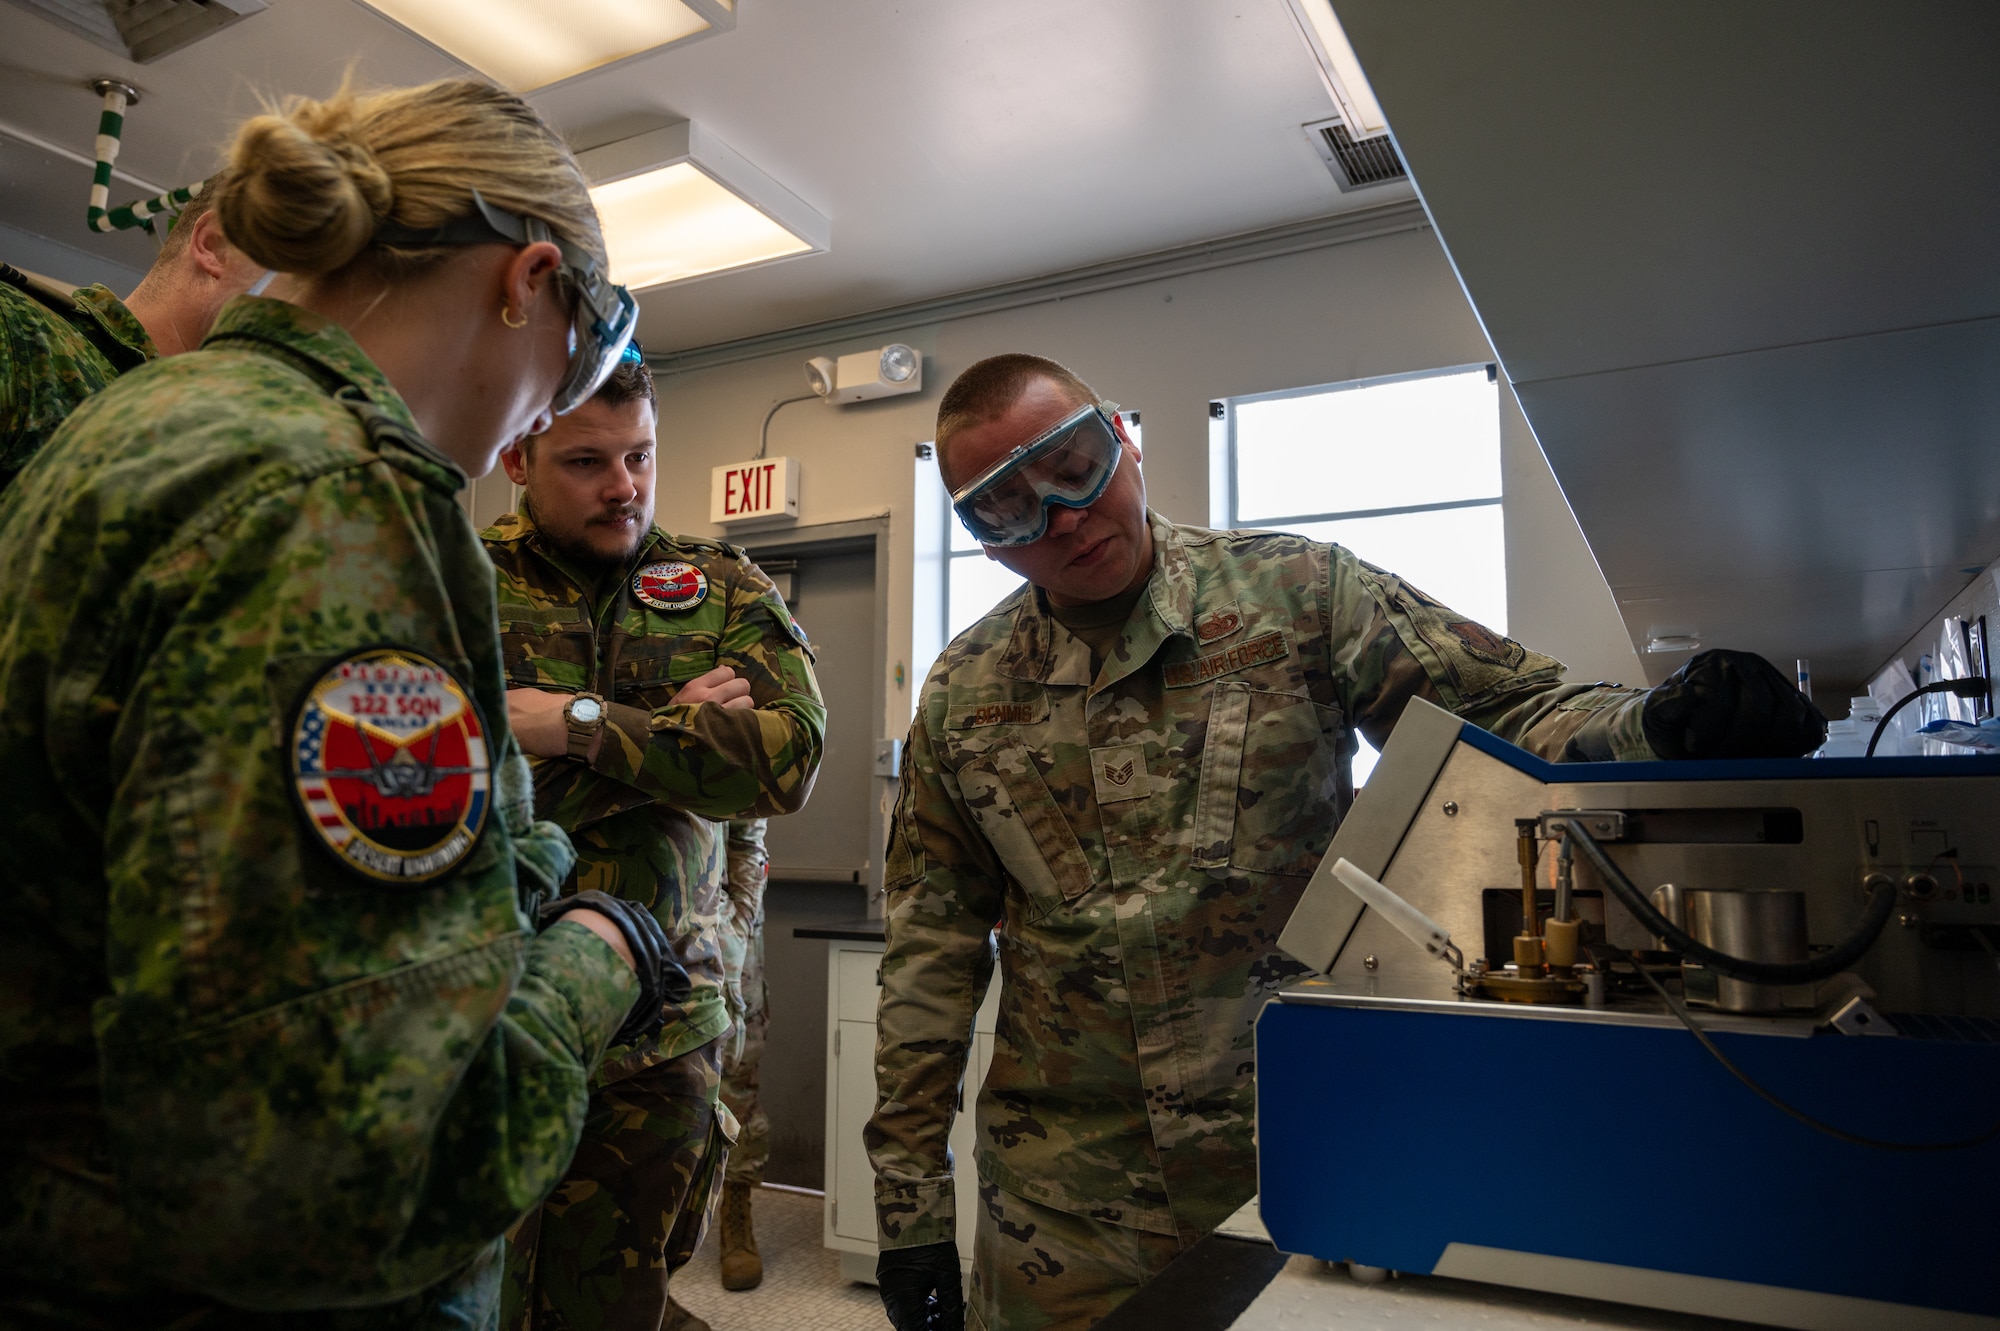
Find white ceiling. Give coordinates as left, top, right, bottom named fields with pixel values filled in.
left=0, top=0, right=1409, bottom=352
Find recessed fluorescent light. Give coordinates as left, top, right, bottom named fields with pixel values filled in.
left=355, top=0, right=733, bottom=91
left=1282, top=0, right=1390, bottom=139
left=579, top=122, right=829, bottom=290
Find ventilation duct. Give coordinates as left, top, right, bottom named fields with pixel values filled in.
left=1304, top=116, right=1408, bottom=192
left=5, top=0, right=267, bottom=63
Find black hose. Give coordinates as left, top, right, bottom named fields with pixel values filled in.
left=1865, top=677, right=1989, bottom=757
left=1558, top=818, right=1896, bottom=985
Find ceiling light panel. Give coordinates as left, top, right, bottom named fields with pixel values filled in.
left=355, top=0, right=730, bottom=91
left=593, top=164, right=811, bottom=290
left=580, top=122, right=829, bottom=290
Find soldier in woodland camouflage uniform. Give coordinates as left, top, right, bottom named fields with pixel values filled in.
left=867, top=355, right=1827, bottom=1331
left=487, top=354, right=825, bottom=1331
left=0, top=78, right=679, bottom=1326
left=715, top=816, right=773, bottom=1289
left=0, top=184, right=262, bottom=488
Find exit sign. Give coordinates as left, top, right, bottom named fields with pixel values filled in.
left=711, top=456, right=800, bottom=526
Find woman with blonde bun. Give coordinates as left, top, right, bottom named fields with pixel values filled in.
left=0, top=78, right=675, bottom=1326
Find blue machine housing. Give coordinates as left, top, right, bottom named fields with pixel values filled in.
left=1256, top=997, right=2000, bottom=1323
left=1260, top=701, right=2000, bottom=1329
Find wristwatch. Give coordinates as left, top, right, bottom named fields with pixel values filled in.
left=563, top=692, right=607, bottom=760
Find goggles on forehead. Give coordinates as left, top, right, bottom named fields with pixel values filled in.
left=949, top=402, right=1124, bottom=547
left=375, top=191, right=639, bottom=416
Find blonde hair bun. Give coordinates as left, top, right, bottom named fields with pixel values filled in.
left=219, top=98, right=393, bottom=276
left=210, top=78, right=605, bottom=286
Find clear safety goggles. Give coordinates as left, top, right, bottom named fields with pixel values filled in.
left=949, top=402, right=1124, bottom=547
left=375, top=191, right=638, bottom=416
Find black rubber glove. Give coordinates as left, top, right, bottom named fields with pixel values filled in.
left=877, top=1241, right=965, bottom=1331
left=1641, top=648, right=1827, bottom=760
left=538, top=890, right=691, bottom=1046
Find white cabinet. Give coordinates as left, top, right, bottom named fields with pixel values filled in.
left=822, top=937, right=998, bottom=1283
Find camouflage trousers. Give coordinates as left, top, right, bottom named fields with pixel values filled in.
left=501, top=1042, right=733, bottom=1331
left=717, top=872, right=768, bottom=1186
left=968, top=1182, right=1182, bottom=1331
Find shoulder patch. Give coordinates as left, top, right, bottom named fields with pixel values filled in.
left=634, top=560, right=708, bottom=612
left=289, top=647, right=491, bottom=884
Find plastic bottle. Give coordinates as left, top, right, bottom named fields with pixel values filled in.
left=1815, top=696, right=1886, bottom=759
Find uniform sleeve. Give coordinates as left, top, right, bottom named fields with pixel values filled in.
left=591, top=562, right=826, bottom=819
left=86, top=464, right=639, bottom=1306
left=864, top=681, right=1002, bottom=1250
left=1328, top=545, right=1655, bottom=761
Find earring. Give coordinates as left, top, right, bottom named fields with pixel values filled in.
left=501, top=304, right=528, bottom=329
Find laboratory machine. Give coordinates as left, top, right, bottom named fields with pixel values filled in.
left=1262, top=699, right=2000, bottom=1330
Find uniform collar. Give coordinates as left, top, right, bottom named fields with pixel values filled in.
left=486, top=501, right=676, bottom=594
left=70, top=284, right=156, bottom=367
left=995, top=510, right=1194, bottom=685
left=201, top=295, right=421, bottom=439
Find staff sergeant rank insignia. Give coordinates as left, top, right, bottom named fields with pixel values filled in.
left=289, top=647, right=492, bottom=883
left=633, top=560, right=708, bottom=612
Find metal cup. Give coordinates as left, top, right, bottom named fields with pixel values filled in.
left=1679, top=888, right=1810, bottom=1013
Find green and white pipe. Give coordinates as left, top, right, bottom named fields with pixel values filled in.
left=86, top=79, right=201, bottom=236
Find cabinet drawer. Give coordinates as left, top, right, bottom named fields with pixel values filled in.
left=835, top=944, right=885, bottom=1022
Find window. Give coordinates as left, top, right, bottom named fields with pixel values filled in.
left=941, top=412, right=1141, bottom=642
left=946, top=515, right=1025, bottom=641
left=1223, top=365, right=1503, bottom=782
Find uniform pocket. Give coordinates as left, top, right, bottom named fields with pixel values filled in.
left=1199, top=685, right=1342, bottom=876
left=611, top=631, right=720, bottom=710
left=497, top=620, right=593, bottom=690
left=954, top=738, right=1094, bottom=916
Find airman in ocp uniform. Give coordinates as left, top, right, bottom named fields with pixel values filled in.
left=715, top=815, right=775, bottom=1291
left=867, top=354, right=1828, bottom=1331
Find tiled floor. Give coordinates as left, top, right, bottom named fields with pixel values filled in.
left=670, top=1185, right=885, bottom=1331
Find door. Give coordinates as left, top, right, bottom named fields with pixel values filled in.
left=745, top=539, right=877, bottom=884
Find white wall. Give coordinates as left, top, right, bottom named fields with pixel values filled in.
left=647, top=224, right=1641, bottom=742
left=0, top=221, right=148, bottom=295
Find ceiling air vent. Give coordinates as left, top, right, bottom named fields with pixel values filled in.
left=5, top=0, right=267, bottom=63
left=1304, top=116, right=1407, bottom=192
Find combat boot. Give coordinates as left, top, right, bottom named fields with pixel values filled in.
left=718, top=1180, right=763, bottom=1290
left=660, top=1296, right=711, bottom=1331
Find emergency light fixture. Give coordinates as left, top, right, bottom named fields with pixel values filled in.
left=804, top=345, right=923, bottom=404
left=1281, top=0, right=1390, bottom=139
left=577, top=122, right=829, bottom=291
left=353, top=0, right=733, bottom=92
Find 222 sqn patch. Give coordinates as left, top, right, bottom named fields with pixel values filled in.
left=634, top=560, right=708, bottom=612
left=290, top=647, right=492, bottom=884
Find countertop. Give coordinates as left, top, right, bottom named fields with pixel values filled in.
left=792, top=917, right=887, bottom=942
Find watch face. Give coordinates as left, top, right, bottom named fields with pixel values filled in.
left=569, top=696, right=603, bottom=726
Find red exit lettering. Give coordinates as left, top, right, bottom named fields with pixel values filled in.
left=719, top=460, right=787, bottom=518
left=724, top=463, right=782, bottom=515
